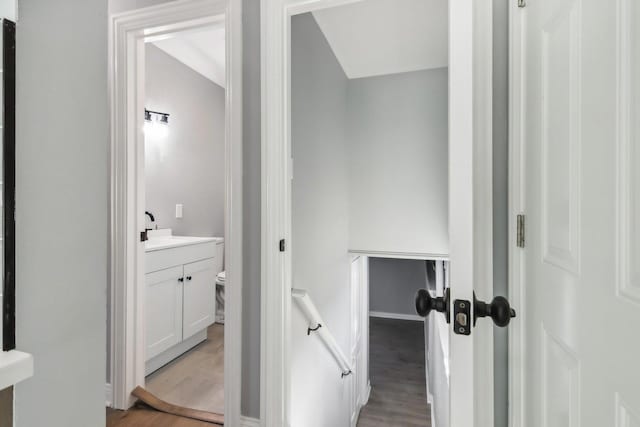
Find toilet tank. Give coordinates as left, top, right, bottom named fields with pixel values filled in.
left=215, top=240, right=224, bottom=273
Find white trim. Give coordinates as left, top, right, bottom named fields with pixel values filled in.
left=348, top=249, right=449, bottom=261
left=109, top=2, right=242, bottom=426
left=471, top=1, right=495, bottom=426
left=105, top=383, right=113, bottom=407
left=241, top=416, right=261, bottom=427
left=507, top=1, right=526, bottom=427
left=361, top=382, right=371, bottom=407
left=369, top=311, right=424, bottom=322
left=261, top=1, right=494, bottom=426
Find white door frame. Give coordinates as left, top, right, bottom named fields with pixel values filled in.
left=507, top=2, right=526, bottom=426
left=108, top=1, right=243, bottom=425
left=260, top=0, right=495, bottom=425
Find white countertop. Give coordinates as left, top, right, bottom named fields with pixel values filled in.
left=0, top=350, right=34, bottom=390
left=145, top=229, right=223, bottom=252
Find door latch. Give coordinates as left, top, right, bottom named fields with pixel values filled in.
left=453, top=299, right=471, bottom=335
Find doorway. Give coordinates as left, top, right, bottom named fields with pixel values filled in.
left=108, top=1, right=242, bottom=425
left=261, top=0, right=497, bottom=425
left=287, top=3, right=449, bottom=425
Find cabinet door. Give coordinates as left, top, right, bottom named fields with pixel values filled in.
left=183, top=258, right=216, bottom=340
left=145, top=265, right=183, bottom=361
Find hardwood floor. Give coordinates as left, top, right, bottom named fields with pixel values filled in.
left=0, top=387, right=12, bottom=427
left=107, top=407, right=216, bottom=427
left=357, top=317, right=431, bottom=427
left=108, top=320, right=430, bottom=427
left=146, top=324, right=224, bottom=414
left=107, top=324, right=224, bottom=427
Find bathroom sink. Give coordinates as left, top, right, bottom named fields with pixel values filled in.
left=145, top=229, right=222, bottom=252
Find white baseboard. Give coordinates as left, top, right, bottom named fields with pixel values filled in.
left=361, top=382, right=372, bottom=406
left=105, top=383, right=113, bottom=407
left=241, top=416, right=260, bottom=427
left=145, top=329, right=207, bottom=376
left=369, top=311, right=424, bottom=322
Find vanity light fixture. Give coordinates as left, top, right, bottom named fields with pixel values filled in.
left=144, top=108, right=170, bottom=138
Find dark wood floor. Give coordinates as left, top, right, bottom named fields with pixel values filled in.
left=0, top=387, right=12, bottom=427
left=357, top=317, right=431, bottom=427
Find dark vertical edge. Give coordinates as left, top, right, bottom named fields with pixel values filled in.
left=0, top=386, right=12, bottom=427
left=3, top=19, right=16, bottom=352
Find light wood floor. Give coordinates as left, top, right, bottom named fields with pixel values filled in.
left=107, top=324, right=224, bottom=427
left=107, top=407, right=215, bottom=427
left=146, top=324, right=225, bottom=414
left=357, top=317, right=431, bottom=427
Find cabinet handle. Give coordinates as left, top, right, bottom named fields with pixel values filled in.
left=178, top=277, right=184, bottom=282
left=186, top=276, right=192, bottom=281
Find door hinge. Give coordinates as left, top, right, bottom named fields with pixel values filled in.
left=140, top=230, right=148, bottom=242
left=516, top=214, right=525, bottom=248
left=517, top=0, right=526, bottom=7
left=279, top=239, right=286, bottom=252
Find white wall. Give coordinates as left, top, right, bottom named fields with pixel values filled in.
left=347, top=68, right=449, bottom=256
left=15, top=0, right=108, bottom=425
left=0, top=0, right=16, bottom=20
left=145, top=45, right=226, bottom=237
left=291, top=13, right=352, bottom=427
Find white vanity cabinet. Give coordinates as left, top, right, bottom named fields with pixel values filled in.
left=183, top=258, right=217, bottom=340
left=145, top=265, right=184, bottom=360
left=144, top=234, right=223, bottom=374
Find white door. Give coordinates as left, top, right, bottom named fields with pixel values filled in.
left=519, top=0, right=640, bottom=424
left=145, top=265, right=183, bottom=360
left=183, top=257, right=217, bottom=340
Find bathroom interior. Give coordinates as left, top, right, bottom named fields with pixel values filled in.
left=141, top=21, right=227, bottom=414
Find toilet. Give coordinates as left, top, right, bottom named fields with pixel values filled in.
left=215, top=240, right=225, bottom=324
left=215, top=270, right=226, bottom=324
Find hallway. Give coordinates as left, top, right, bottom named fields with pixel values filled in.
left=358, top=317, right=431, bottom=427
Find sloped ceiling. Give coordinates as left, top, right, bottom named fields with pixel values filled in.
left=312, top=0, right=448, bottom=79
left=151, top=23, right=226, bottom=88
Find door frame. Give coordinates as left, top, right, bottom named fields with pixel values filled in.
left=507, top=1, right=526, bottom=426
left=260, top=0, right=495, bottom=425
left=108, top=1, right=243, bottom=426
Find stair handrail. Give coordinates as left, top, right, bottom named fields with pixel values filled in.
left=292, top=288, right=353, bottom=378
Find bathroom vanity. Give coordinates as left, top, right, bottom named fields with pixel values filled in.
left=144, top=230, right=224, bottom=375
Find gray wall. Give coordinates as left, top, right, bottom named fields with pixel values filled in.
left=347, top=68, right=449, bottom=256
left=241, top=0, right=262, bottom=418
left=15, top=0, right=108, bottom=426
left=145, top=45, right=226, bottom=237
left=290, top=13, right=351, bottom=427
left=493, top=0, right=509, bottom=426
left=369, top=258, right=428, bottom=315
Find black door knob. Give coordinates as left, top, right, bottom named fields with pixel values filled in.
left=474, top=293, right=516, bottom=327
left=415, top=288, right=450, bottom=323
